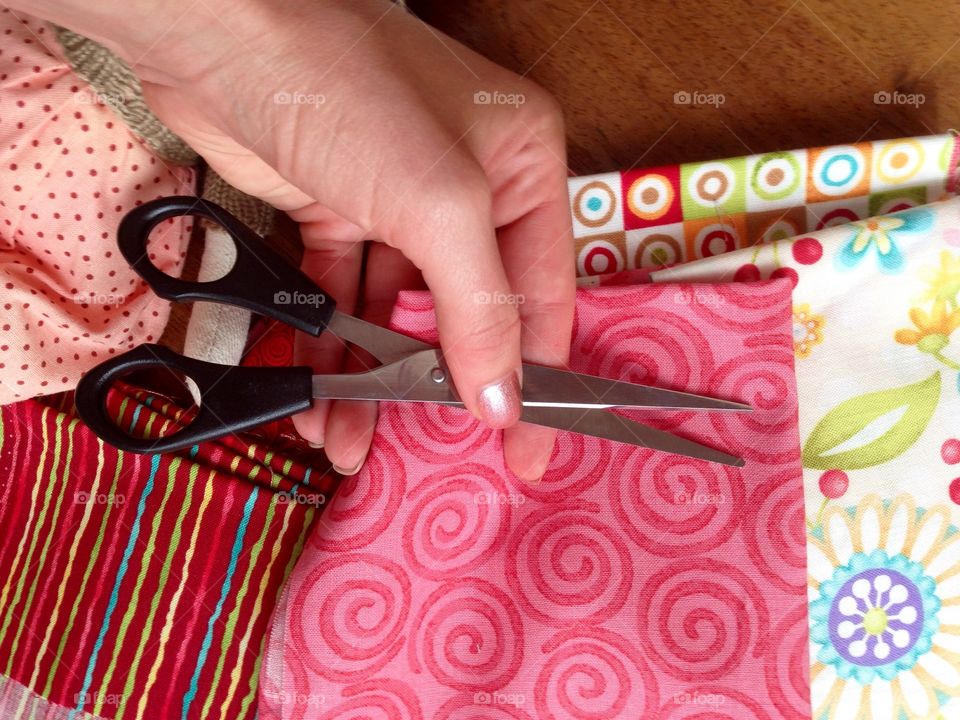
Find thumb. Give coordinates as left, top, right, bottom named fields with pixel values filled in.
left=394, top=174, right=522, bottom=430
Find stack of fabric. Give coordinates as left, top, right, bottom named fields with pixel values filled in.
left=256, top=134, right=960, bottom=720
left=1, top=10, right=959, bottom=720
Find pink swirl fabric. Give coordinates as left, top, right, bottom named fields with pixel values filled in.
left=259, top=279, right=809, bottom=720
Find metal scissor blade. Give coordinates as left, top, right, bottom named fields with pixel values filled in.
left=326, top=312, right=434, bottom=364
left=323, top=318, right=749, bottom=413
left=521, top=364, right=752, bottom=412
left=308, top=352, right=744, bottom=466
left=323, top=317, right=748, bottom=413
left=520, top=406, right=746, bottom=467
left=310, top=348, right=751, bottom=415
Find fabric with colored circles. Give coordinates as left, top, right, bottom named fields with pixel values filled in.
left=570, top=134, right=959, bottom=278
left=258, top=279, right=810, bottom=720
left=0, top=10, right=196, bottom=404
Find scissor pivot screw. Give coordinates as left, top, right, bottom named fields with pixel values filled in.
left=430, top=367, right=446, bottom=384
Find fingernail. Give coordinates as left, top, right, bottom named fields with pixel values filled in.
left=308, top=441, right=324, bottom=449
left=332, top=460, right=364, bottom=476
left=511, top=453, right=549, bottom=485
left=477, top=372, right=522, bottom=429
left=522, top=458, right=549, bottom=485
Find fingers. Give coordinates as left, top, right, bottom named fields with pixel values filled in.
left=393, top=170, right=523, bottom=431
left=289, top=208, right=366, bottom=448
left=323, top=244, right=424, bottom=474
left=497, top=167, right=575, bottom=482
left=499, top=200, right=575, bottom=482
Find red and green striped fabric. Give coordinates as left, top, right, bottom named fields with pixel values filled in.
left=0, top=378, right=333, bottom=719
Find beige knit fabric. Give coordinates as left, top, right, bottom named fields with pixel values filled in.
left=53, top=26, right=276, bottom=236
left=54, top=27, right=199, bottom=165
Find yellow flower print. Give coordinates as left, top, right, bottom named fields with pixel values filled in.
left=793, top=303, right=825, bottom=358
left=895, top=301, right=960, bottom=356
left=919, top=251, right=960, bottom=306
left=850, top=216, right=905, bottom=255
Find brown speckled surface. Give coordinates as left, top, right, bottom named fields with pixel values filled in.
left=411, top=0, right=957, bottom=173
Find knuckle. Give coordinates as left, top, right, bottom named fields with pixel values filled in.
left=461, top=309, right=522, bottom=357
left=519, top=82, right=565, bottom=133
left=428, top=165, right=492, bottom=219
left=397, top=163, right=492, bottom=260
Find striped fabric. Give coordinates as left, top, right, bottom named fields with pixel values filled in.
left=0, top=380, right=333, bottom=719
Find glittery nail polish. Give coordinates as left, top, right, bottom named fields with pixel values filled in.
left=477, top=372, right=522, bottom=429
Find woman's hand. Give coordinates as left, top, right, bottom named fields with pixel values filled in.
left=21, top=0, right=575, bottom=481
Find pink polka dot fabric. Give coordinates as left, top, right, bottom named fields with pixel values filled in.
left=259, top=280, right=810, bottom=720
left=0, top=10, right=195, bottom=402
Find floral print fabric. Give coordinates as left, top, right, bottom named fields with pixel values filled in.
left=643, top=192, right=960, bottom=717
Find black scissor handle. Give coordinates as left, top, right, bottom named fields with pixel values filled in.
left=75, top=344, right=314, bottom=454
left=119, top=196, right=336, bottom=336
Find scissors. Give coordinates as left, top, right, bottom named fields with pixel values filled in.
left=75, top=197, right=752, bottom=466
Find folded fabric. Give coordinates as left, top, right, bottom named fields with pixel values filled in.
left=648, top=199, right=960, bottom=719
left=258, top=280, right=810, bottom=720
left=0, top=389, right=333, bottom=719
left=569, top=134, right=958, bottom=278
left=0, top=10, right=196, bottom=404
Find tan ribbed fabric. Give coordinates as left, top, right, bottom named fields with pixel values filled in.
left=53, top=26, right=276, bottom=235
left=201, top=169, right=276, bottom=236
left=54, top=27, right=199, bottom=165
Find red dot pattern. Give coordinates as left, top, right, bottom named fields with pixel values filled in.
left=0, top=11, right=197, bottom=401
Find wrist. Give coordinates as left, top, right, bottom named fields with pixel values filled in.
left=12, top=0, right=265, bottom=84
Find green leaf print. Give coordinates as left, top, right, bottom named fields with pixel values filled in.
left=802, top=372, right=941, bottom=470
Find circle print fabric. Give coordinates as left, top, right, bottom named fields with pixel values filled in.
left=808, top=144, right=870, bottom=201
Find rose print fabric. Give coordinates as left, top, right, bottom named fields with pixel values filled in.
left=0, top=10, right=196, bottom=404
left=259, top=280, right=810, bottom=720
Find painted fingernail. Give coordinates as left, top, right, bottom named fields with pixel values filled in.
left=477, top=372, right=522, bottom=429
